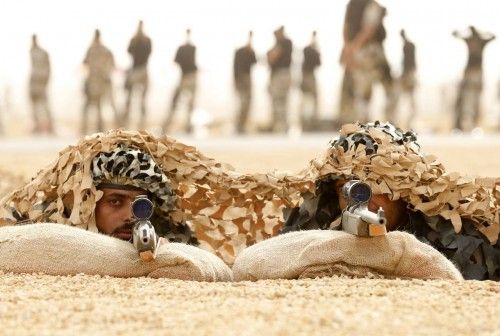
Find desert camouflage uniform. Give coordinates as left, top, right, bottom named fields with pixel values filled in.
left=82, top=42, right=118, bottom=134
left=454, top=29, right=495, bottom=130
left=0, top=130, right=308, bottom=264
left=342, top=0, right=396, bottom=124
left=283, top=121, right=499, bottom=280
left=30, top=45, right=54, bottom=132
left=123, top=32, right=152, bottom=129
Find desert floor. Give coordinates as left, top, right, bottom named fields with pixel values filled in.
left=0, top=132, right=499, bottom=335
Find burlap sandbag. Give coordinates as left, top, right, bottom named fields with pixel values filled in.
left=233, top=230, right=463, bottom=281
left=0, top=223, right=232, bottom=282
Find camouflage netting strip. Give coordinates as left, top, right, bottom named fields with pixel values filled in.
left=301, top=123, right=499, bottom=244
left=0, top=130, right=311, bottom=264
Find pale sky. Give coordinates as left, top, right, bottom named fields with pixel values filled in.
left=0, top=0, right=499, bottom=128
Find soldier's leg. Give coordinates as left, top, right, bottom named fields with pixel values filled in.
left=268, top=74, right=284, bottom=132
left=454, top=82, right=465, bottom=130
left=278, top=71, right=291, bottom=133
left=380, top=63, right=397, bottom=124
left=235, top=87, right=244, bottom=133
left=338, top=69, right=355, bottom=125
left=299, top=91, right=307, bottom=129
left=81, top=99, right=91, bottom=135
left=351, top=70, right=372, bottom=123
left=106, top=83, right=119, bottom=129
left=275, top=92, right=289, bottom=133
left=185, top=79, right=197, bottom=133
left=96, top=99, right=104, bottom=132
left=407, top=90, right=417, bottom=130
left=237, top=87, right=251, bottom=133
left=312, top=86, right=319, bottom=121
left=42, top=96, right=54, bottom=134
left=139, top=82, right=148, bottom=130
left=163, top=81, right=183, bottom=132
left=123, top=87, right=133, bottom=128
left=31, top=97, right=41, bottom=133
left=307, top=74, right=319, bottom=123
left=269, top=92, right=278, bottom=131
left=471, top=88, right=482, bottom=128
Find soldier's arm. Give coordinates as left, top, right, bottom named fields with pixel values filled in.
left=127, top=40, right=134, bottom=55
left=83, top=50, right=89, bottom=65
left=452, top=30, right=467, bottom=40
left=46, top=52, right=51, bottom=75
left=110, top=52, right=116, bottom=70
left=146, top=38, right=152, bottom=56
left=233, top=50, right=238, bottom=83
left=251, top=50, right=257, bottom=66
left=485, top=33, right=496, bottom=43
left=343, top=23, right=349, bottom=45
left=174, top=48, right=180, bottom=64
left=351, top=2, right=383, bottom=50
left=267, top=46, right=282, bottom=66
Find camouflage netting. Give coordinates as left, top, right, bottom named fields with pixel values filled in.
left=0, top=129, right=310, bottom=264
left=301, top=122, right=499, bottom=245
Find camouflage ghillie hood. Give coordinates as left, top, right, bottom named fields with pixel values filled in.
left=92, top=146, right=177, bottom=219
left=303, top=121, right=499, bottom=244
left=0, top=130, right=308, bottom=264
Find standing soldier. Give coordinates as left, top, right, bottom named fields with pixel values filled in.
left=398, top=29, right=417, bottom=129
left=29, top=34, right=54, bottom=134
left=340, top=0, right=396, bottom=123
left=123, top=20, right=152, bottom=129
left=337, top=68, right=355, bottom=126
left=233, top=31, right=257, bottom=134
left=81, top=29, right=117, bottom=135
left=453, top=26, right=495, bottom=131
left=300, top=31, right=321, bottom=131
left=267, top=26, right=293, bottom=133
left=163, top=29, right=198, bottom=133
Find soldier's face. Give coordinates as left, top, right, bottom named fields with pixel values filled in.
left=334, top=180, right=407, bottom=231
left=95, top=188, right=146, bottom=241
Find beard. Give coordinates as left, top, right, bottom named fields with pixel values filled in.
left=110, top=223, right=134, bottom=242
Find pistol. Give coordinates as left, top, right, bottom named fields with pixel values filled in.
left=131, top=195, right=158, bottom=261
left=340, top=180, right=387, bottom=237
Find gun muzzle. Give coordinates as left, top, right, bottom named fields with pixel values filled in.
left=133, top=220, right=158, bottom=262
left=359, top=207, right=387, bottom=226
left=341, top=206, right=387, bottom=237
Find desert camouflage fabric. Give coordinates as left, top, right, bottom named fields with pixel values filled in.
left=0, top=129, right=308, bottom=264
left=302, top=122, right=499, bottom=244
left=289, top=121, right=499, bottom=280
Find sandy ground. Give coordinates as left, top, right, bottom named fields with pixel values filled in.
left=0, top=133, right=499, bottom=335
left=0, top=273, right=499, bottom=335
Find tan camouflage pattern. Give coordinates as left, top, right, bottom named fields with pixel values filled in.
left=0, top=130, right=309, bottom=264
left=300, top=123, right=499, bottom=244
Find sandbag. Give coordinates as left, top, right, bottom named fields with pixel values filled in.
left=233, top=230, right=463, bottom=281
left=0, top=223, right=232, bottom=282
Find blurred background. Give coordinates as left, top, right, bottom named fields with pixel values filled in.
left=1, top=0, right=500, bottom=137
